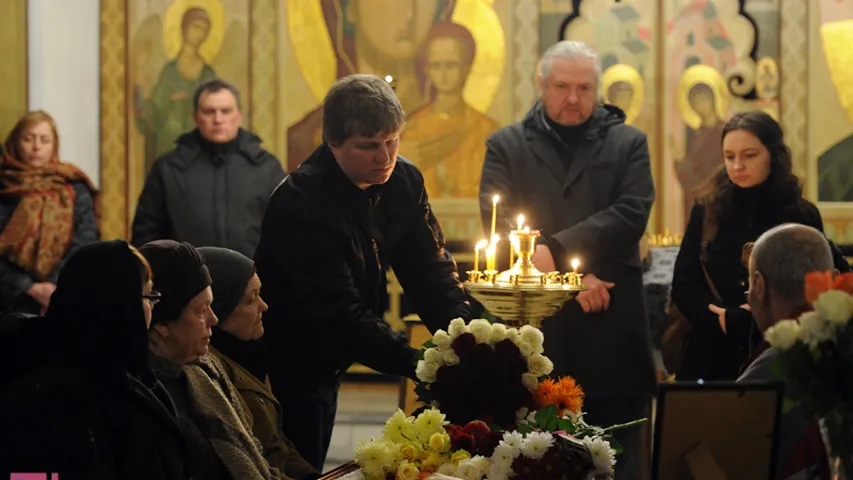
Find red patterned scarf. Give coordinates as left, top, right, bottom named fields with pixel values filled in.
left=0, top=152, right=97, bottom=280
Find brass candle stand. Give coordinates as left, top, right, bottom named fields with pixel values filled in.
left=465, top=229, right=586, bottom=328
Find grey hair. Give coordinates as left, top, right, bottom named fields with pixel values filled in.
left=322, top=74, right=406, bottom=146
left=540, top=41, right=602, bottom=84
left=751, top=223, right=834, bottom=301
left=193, top=79, right=241, bottom=111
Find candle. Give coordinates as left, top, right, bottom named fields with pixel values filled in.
left=516, top=214, right=524, bottom=230
left=486, top=234, right=500, bottom=271
left=509, top=233, right=515, bottom=267
left=489, top=195, right=500, bottom=241
left=384, top=75, right=393, bottom=83
left=474, top=239, right=488, bottom=272
left=571, top=258, right=580, bottom=273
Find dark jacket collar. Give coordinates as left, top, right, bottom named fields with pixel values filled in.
left=523, top=100, right=628, bottom=141
left=171, top=128, right=267, bottom=170
left=209, top=329, right=269, bottom=381
left=303, top=143, right=382, bottom=202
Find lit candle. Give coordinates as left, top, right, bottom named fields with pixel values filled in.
left=486, top=234, right=500, bottom=271
left=516, top=214, right=524, bottom=230
left=509, top=233, right=515, bottom=267
left=384, top=75, right=393, bottom=83
left=474, top=239, right=488, bottom=272
left=571, top=258, right=580, bottom=274
left=489, top=195, right=500, bottom=241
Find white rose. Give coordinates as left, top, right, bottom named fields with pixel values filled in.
left=519, top=325, right=544, bottom=347
left=526, top=354, right=554, bottom=377
left=521, top=373, right=539, bottom=390
left=516, top=341, right=533, bottom=357
left=469, top=319, right=493, bottom=343
left=448, top=318, right=468, bottom=338
left=813, top=290, right=853, bottom=326
left=456, top=459, right=484, bottom=480
left=798, top=310, right=836, bottom=347
left=763, top=319, right=801, bottom=351
left=424, top=348, right=441, bottom=364
left=416, top=360, right=440, bottom=383
left=442, top=349, right=460, bottom=366
left=436, top=462, right=458, bottom=477
left=490, top=323, right=508, bottom=343
left=471, top=455, right=491, bottom=476
left=433, top=330, right=452, bottom=349
left=504, top=328, right=520, bottom=342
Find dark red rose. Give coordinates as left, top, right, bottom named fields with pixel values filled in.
left=463, top=420, right=491, bottom=440
left=447, top=425, right=465, bottom=437
left=450, top=432, right=475, bottom=452
left=494, top=338, right=521, bottom=359
left=478, top=430, right=503, bottom=457
left=451, top=333, right=477, bottom=357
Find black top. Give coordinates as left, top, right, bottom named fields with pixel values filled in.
left=671, top=184, right=850, bottom=380
left=255, top=144, right=473, bottom=384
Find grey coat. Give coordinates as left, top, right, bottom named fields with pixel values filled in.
left=480, top=102, right=656, bottom=396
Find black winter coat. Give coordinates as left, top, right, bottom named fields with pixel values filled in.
left=671, top=184, right=850, bottom=380
left=131, top=129, right=285, bottom=258
left=255, top=144, right=473, bottom=384
left=480, top=102, right=657, bottom=397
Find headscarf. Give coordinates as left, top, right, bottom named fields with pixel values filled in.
left=138, top=240, right=212, bottom=324
left=0, top=112, right=98, bottom=280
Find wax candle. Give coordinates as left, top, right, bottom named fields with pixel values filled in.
left=474, top=239, right=488, bottom=272
left=571, top=258, right=580, bottom=274
left=489, top=195, right=500, bottom=241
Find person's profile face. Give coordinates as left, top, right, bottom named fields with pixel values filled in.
left=157, top=287, right=218, bottom=364
left=329, top=131, right=401, bottom=189
left=220, top=274, right=268, bottom=341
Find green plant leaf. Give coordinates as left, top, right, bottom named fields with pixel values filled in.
left=535, top=405, right=558, bottom=431
left=422, top=339, right=436, bottom=349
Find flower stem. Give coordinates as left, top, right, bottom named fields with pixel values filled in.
left=600, top=418, right=648, bottom=434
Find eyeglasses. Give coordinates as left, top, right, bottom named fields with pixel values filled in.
left=143, top=290, right=162, bottom=306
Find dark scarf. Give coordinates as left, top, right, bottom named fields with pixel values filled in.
left=210, top=329, right=270, bottom=381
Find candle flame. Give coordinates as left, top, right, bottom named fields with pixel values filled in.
left=475, top=239, right=489, bottom=250
left=571, top=258, right=580, bottom=270
left=492, top=194, right=500, bottom=205
left=517, top=214, right=524, bottom=229
left=491, top=234, right=500, bottom=244
left=384, top=75, right=393, bottom=83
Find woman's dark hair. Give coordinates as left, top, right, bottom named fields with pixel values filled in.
left=696, top=110, right=802, bottom=220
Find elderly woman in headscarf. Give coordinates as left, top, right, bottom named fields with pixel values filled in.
left=0, top=110, right=99, bottom=315
left=199, top=246, right=320, bottom=480
left=140, top=240, right=284, bottom=480
left=0, top=240, right=188, bottom=479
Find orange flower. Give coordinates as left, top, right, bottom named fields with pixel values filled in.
left=534, top=376, right=584, bottom=416
left=832, top=273, right=853, bottom=296
left=805, top=271, right=834, bottom=303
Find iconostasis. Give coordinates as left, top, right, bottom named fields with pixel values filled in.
left=79, top=0, right=853, bottom=245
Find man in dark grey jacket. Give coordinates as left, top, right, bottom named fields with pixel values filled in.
left=131, top=79, right=285, bottom=258
left=480, top=41, right=655, bottom=480
left=739, top=223, right=833, bottom=479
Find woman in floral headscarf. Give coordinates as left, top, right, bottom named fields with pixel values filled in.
left=0, top=110, right=99, bottom=315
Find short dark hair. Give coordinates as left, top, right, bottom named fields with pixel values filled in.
left=193, top=79, right=241, bottom=111
left=751, top=224, right=834, bottom=301
left=322, top=74, right=406, bottom=146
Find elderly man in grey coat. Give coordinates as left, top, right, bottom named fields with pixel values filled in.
left=480, top=40, right=656, bottom=480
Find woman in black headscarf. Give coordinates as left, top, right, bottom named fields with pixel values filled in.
left=0, top=240, right=188, bottom=479
left=199, top=246, right=319, bottom=480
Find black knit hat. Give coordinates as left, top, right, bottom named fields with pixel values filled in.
left=138, top=240, right=212, bottom=324
left=197, top=247, right=255, bottom=324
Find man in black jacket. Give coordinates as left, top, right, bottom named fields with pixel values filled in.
left=255, top=74, right=474, bottom=469
left=131, top=79, right=285, bottom=258
left=480, top=41, right=655, bottom=480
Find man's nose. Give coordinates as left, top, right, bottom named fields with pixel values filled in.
left=375, top=144, right=391, bottom=163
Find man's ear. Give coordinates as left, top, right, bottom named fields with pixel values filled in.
left=753, top=271, right=766, bottom=302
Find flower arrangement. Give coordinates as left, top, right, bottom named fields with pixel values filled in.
left=354, top=319, right=645, bottom=480
left=763, top=271, right=853, bottom=475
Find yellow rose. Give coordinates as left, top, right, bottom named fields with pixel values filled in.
left=451, top=449, right=472, bottom=465
left=429, top=432, right=451, bottom=453
left=399, top=442, right=422, bottom=461
left=397, top=460, right=420, bottom=480
left=420, top=451, right=445, bottom=473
